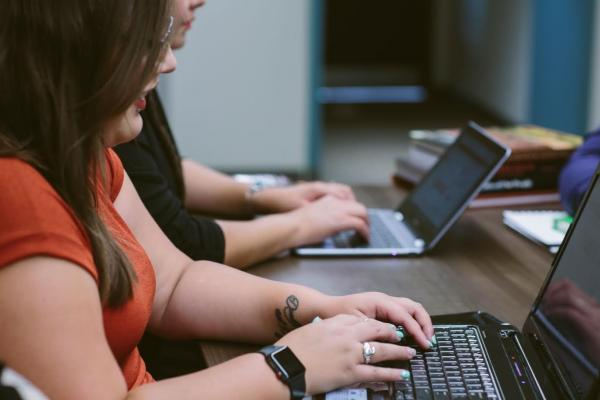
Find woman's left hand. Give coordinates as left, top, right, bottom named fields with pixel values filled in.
left=250, top=181, right=356, bottom=214
left=319, top=292, right=435, bottom=350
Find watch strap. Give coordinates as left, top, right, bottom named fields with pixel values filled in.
left=287, top=373, right=306, bottom=400
left=258, top=345, right=306, bottom=400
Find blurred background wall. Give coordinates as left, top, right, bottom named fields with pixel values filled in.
left=160, top=1, right=313, bottom=174
left=160, top=0, right=600, bottom=182
left=432, top=0, right=532, bottom=123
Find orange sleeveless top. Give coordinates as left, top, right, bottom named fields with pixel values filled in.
left=0, top=149, right=155, bottom=388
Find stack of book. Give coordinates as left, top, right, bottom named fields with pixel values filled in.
left=393, top=125, right=583, bottom=208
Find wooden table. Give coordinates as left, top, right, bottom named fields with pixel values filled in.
left=200, top=185, right=556, bottom=366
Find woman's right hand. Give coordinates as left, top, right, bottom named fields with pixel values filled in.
left=290, top=195, right=370, bottom=246
left=275, top=314, right=415, bottom=396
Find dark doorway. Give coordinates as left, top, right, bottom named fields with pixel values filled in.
left=323, top=0, right=433, bottom=89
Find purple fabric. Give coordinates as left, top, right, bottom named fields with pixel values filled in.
left=559, top=129, right=600, bottom=214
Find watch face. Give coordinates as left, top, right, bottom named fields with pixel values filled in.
left=271, top=347, right=305, bottom=379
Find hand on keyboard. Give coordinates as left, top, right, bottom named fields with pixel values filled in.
left=332, top=230, right=369, bottom=248
left=348, top=231, right=368, bottom=246
left=291, top=195, right=371, bottom=245
left=276, top=314, right=415, bottom=396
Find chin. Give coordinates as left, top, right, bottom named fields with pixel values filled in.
left=104, top=111, right=144, bottom=147
left=121, top=113, right=144, bottom=144
left=128, top=120, right=144, bottom=141
left=171, top=34, right=186, bottom=50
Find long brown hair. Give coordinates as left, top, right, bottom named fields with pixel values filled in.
left=0, top=0, right=172, bottom=307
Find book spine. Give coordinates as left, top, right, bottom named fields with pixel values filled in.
left=410, top=140, right=448, bottom=155
left=503, top=149, right=574, bottom=163
left=469, top=191, right=560, bottom=208
left=481, top=177, right=556, bottom=193
left=481, top=159, right=567, bottom=193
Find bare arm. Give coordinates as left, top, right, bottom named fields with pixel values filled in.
left=182, top=158, right=358, bottom=217
left=181, top=159, right=250, bottom=217
left=0, top=256, right=427, bottom=398
left=117, top=172, right=430, bottom=345
left=217, top=214, right=302, bottom=269
left=0, top=257, right=292, bottom=400
left=0, top=257, right=129, bottom=400
left=116, top=172, right=329, bottom=341
left=218, top=195, right=371, bottom=268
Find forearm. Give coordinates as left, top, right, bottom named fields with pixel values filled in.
left=182, top=159, right=249, bottom=217
left=217, top=213, right=304, bottom=268
left=128, top=353, right=288, bottom=400
left=149, top=260, right=328, bottom=343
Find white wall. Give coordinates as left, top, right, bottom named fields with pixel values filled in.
left=432, top=0, right=532, bottom=123
left=160, top=1, right=312, bottom=172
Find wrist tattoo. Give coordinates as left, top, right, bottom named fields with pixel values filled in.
left=274, top=295, right=302, bottom=338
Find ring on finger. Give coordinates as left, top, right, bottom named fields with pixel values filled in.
left=362, top=342, right=376, bottom=364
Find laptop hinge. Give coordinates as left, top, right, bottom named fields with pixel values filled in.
left=511, top=333, right=548, bottom=400
left=526, top=316, right=583, bottom=399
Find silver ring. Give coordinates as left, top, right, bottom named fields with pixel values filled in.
left=362, top=342, right=376, bottom=364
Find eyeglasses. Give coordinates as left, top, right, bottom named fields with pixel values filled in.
left=156, top=16, right=174, bottom=70
left=161, top=16, right=174, bottom=44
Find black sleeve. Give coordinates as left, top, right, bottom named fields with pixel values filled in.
left=114, top=139, right=225, bottom=263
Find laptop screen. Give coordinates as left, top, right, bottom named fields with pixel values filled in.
left=531, top=172, right=600, bottom=398
left=398, top=122, right=508, bottom=244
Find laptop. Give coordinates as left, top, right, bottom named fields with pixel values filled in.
left=324, top=166, right=600, bottom=400
left=296, top=121, right=511, bottom=256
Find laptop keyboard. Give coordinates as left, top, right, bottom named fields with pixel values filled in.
left=395, top=326, right=500, bottom=399
left=330, top=211, right=415, bottom=249
left=369, top=213, right=404, bottom=248
left=326, top=326, right=501, bottom=400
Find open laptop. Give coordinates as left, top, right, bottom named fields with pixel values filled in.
left=296, top=121, right=511, bottom=256
left=325, top=166, right=600, bottom=400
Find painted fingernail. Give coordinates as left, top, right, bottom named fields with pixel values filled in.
left=407, top=348, right=417, bottom=358
left=427, top=340, right=434, bottom=349
left=388, top=323, right=397, bottom=332
left=396, top=326, right=406, bottom=337
left=400, top=370, right=411, bottom=380
left=431, top=335, right=437, bottom=346
left=312, top=316, right=322, bottom=323
left=396, top=328, right=405, bottom=341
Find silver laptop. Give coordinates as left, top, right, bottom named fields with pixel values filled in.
left=295, top=121, right=511, bottom=256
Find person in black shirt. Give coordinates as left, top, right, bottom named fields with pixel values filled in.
left=115, top=0, right=370, bottom=269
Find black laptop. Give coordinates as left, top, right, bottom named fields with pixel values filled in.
left=324, top=168, right=600, bottom=399
left=295, top=121, right=511, bottom=257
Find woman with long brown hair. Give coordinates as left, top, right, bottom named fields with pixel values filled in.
left=0, top=1, right=434, bottom=398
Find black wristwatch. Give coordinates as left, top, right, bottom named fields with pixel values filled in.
left=258, top=345, right=306, bottom=400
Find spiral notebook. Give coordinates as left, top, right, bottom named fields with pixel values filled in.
left=502, top=209, right=571, bottom=254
